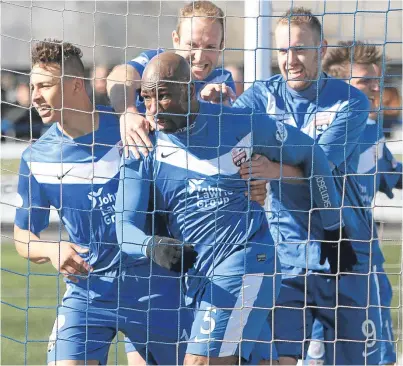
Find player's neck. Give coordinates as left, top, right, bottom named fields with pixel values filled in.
left=286, top=72, right=325, bottom=101
left=58, top=99, right=99, bottom=139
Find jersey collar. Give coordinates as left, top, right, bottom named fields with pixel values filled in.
left=174, top=102, right=209, bottom=136
left=285, top=72, right=326, bottom=101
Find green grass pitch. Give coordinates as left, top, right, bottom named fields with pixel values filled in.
left=1, top=239, right=401, bottom=364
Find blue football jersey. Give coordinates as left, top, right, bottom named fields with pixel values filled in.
left=115, top=102, right=343, bottom=276
left=234, top=74, right=375, bottom=269
left=357, top=118, right=402, bottom=207
left=14, top=106, right=132, bottom=272
left=127, top=49, right=235, bottom=112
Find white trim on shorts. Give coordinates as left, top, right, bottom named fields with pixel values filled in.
left=219, top=273, right=265, bottom=357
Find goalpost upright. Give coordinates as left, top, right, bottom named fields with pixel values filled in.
left=243, top=0, right=272, bottom=90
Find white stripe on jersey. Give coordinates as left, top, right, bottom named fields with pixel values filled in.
left=30, top=145, right=121, bottom=184
left=155, top=133, right=252, bottom=176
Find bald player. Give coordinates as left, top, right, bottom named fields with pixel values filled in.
left=115, top=52, right=352, bottom=365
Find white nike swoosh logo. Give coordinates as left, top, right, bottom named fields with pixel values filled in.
left=362, top=348, right=378, bottom=357
left=138, top=294, right=162, bottom=302
left=56, top=166, right=74, bottom=180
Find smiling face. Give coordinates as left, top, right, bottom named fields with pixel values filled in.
left=30, top=64, right=64, bottom=124
left=275, top=23, right=327, bottom=91
left=30, top=63, right=78, bottom=125
left=172, top=17, right=223, bottom=81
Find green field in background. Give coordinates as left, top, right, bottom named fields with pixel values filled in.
left=1, top=243, right=127, bottom=365
left=1, top=240, right=402, bottom=365
left=1, top=159, right=20, bottom=175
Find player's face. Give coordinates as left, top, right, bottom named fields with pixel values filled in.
left=30, top=64, right=76, bottom=125
left=141, top=81, right=188, bottom=134
left=173, top=18, right=223, bottom=81
left=275, top=24, right=326, bottom=91
left=30, top=65, right=63, bottom=124
left=349, top=63, right=380, bottom=119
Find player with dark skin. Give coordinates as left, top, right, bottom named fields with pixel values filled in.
left=142, top=53, right=242, bottom=366
left=139, top=52, right=284, bottom=366
left=126, top=54, right=268, bottom=366
left=141, top=53, right=198, bottom=133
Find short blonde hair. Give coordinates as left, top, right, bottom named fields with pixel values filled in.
left=277, top=7, right=322, bottom=43
left=323, top=41, right=382, bottom=78
left=177, top=1, right=225, bottom=44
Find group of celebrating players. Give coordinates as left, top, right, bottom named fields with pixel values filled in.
left=13, top=1, right=402, bottom=365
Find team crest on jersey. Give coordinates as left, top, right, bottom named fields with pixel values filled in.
left=275, top=121, right=288, bottom=143
left=231, top=147, right=247, bottom=167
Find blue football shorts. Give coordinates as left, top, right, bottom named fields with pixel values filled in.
left=269, top=265, right=337, bottom=360
left=185, top=243, right=281, bottom=362
left=305, top=264, right=396, bottom=365
left=47, top=260, right=192, bottom=365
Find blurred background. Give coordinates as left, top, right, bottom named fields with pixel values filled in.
left=1, top=1, right=402, bottom=364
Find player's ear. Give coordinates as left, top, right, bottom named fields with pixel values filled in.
left=320, top=39, right=328, bottom=59
left=189, top=82, right=196, bottom=100
left=72, top=77, right=84, bottom=94
left=172, top=30, right=180, bottom=48
left=182, top=82, right=195, bottom=103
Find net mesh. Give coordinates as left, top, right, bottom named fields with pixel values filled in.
left=1, top=0, right=402, bottom=364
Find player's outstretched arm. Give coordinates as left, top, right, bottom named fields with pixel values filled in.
left=14, top=225, right=91, bottom=282
left=115, top=156, right=151, bottom=257
left=107, top=63, right=153, bottom=159
left=115, top=156, right=197, bottom=272
left=107, top=63, right=140, bottom=114
left=233, top=80, right=269, bottom=112
left=239, top=153, right=304, bottom=184
left=253, top=117, right=357, bottom=273
left=253, top=116, right=342, bottom=230
left=378, top=144, right=403, bottom=195
left=200, top=83, right=236, bottom=105
left=317, top=93, right=369, bottom=169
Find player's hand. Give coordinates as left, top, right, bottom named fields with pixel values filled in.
left=244, top=180, right=267, bottom=206
left=120, top=108, right=154, bottom=159
left=200, top=83, right=236, bottom=105
left=240, top=154, right=280, bottom=180
left=320, top=227, right=358, bottom=275
left=146, top=236, right=198, bottom=273
left=48, top=241, right=92, bottom=283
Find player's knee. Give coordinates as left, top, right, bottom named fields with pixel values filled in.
left=259, top=360, right=278, bottom=365
left=127, top=351, right=146, bottom=365
left=184, top=354, right=238, bottom=365
left=210, top=356, right=239, bottom=365
left=278, top=356, right=298, bottom=365
left=184, top=354, right=208, bottom=365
